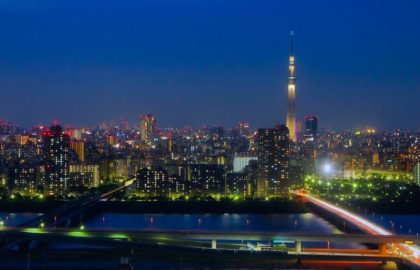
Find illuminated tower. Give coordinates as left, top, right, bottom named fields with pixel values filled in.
left=140, top=114, right=157, bottom=145
left=286, top=31, right=297, bottom=142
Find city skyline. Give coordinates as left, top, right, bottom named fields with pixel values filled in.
left=0, top=1, right=419, bottom=130
left=1, top=2, right=419, bottom=269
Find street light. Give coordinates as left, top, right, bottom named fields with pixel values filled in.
left=40, top=222, right=45, bottom=229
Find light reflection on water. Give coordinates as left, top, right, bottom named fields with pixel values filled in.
left=87, top=213, right=339, bottom=233
left=85, top=213, right=358, bottom=249
left=0, top=212, right=41, bottom=227
left=6, top=212, right=418, bottom=250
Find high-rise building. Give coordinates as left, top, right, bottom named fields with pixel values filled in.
left=42, top=124, right=70, bottom=196
left=107, top=134, right=117, bottom=145
left=136, top=166, right=169, bottom=197
left=99, top=158, right=116, bottom=183
left=120, top=115, right=129, bottom=131
left=286, top=31, right=297, bottom=142
left=233, top=153, right=258, bottom=172
left=304, top=115, right=318, bottom=140
left=70, top=140, right=85, bottom=162
left=8, top=162, right=38, bottom=195
left=140, top=114, right=157, bottom=145
left=225, top=172, right=248, bottom=197
left=188, top=164, right=225, bottom=195
left=257, top=125, right=290, bottom=197
left=413, top=162, right=420, bottom=186
left=237, top=121, right=251, bottom=137
left=18, top=134, right=30, bottom=145
left=69, top=164, right=100, bottom=188
left=69, top=128, right=83, bottom=141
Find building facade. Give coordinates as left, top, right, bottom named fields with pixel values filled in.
left=42, top=124, right=70, bottom=196
left=257, top=125, right=290, bottom=197
left=140, top=114, right=157, bottom=145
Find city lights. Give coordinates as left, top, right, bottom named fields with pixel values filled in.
left=0, top=2, right=418, bottom=268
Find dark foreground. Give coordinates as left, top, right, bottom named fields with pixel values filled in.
left=0, top=246, right=407, bottom=270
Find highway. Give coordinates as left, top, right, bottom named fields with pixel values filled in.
left=296, top=191, right=420, bottom=268
left=0, top=227, right=418, bottom=244
left=0, top=226, right=406, bottom=264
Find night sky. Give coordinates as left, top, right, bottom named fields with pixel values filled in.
left=0, top=0, right=419, bottom=130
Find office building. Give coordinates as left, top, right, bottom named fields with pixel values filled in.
left=304, top=115, right=318, bottom=141
left=70, top=140, right=85, bottom=162
left=233, top=153, right=258, bottom=172
left=140, top=114, right=157, bottom=144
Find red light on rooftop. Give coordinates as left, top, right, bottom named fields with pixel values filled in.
left=304, top=115, right=319, bottom=121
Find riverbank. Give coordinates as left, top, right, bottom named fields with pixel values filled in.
left=0, top=200, right=309, bottom=214
left=0, top=199, right=419, bottom=214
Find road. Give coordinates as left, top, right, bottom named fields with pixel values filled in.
left=295, top=191, right=420, bottom=268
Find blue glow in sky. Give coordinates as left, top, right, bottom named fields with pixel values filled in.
left=0, top=0, right=419, bottom=130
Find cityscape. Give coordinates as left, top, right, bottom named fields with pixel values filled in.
left=0, top=1, right=419, bottom=270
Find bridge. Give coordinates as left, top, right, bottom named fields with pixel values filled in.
left=18, top=178, right=135, bottom=229
left=0, top=227, right=418, bottom=248
left=0, top=226, right=416, bottom=268
left=295, top=191, right=420, bottom=268
left=0, top=178, right=135, bottom=249
left=0, top=182, right=419, bottom=269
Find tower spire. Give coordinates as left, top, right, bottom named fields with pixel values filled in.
left=286, top=31, right=297, bottom=142
left=290, top=30, right=294, bottom=56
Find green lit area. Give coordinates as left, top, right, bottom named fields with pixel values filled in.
left=22, top=228, right=47, bottom=234
left=108, top=233, right=130, bottom=240
left=65, top=230, right=91, bottom=238
left=304, top=174, right=419, bottom=202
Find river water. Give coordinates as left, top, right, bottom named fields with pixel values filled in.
left=1, top=212, right=418, bottom=235
left=85, top=213, right=340, bottom=233
left=1, top=212, right=418, bottom=249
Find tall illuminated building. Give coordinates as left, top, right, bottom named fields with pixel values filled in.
left=42, top=124, right=70, bottom=196
left=140, top=114, right=157, bottom=145
left=414, top=162, right=420, bottom=186
left=70, top=140, right=85, bottom=162
left=286, top=31, right=297, bottom=142
left=301, top=115, right=318, bottom=175
left=304, top=115, right=318, bottom=142
left=237, top=121, right=251, bottom=137
left=233, top=153, right=257, bottom=172
left=256, top=125, right=290, bottom=197
left=107, top=134, right=117, bottom=145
